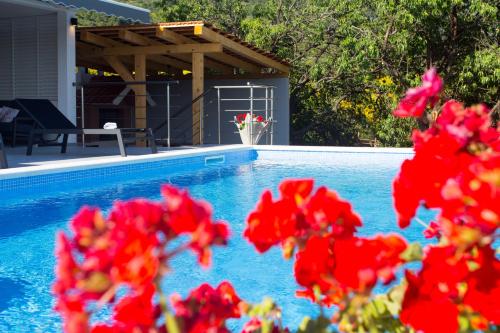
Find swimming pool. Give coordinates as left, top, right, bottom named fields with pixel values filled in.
left=0, top=147, right=430, bottom=332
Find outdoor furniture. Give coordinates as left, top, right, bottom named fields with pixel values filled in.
left=0, top=133, right=7, bottom=169
left=14, top=99, right=157, bottom=157
left=0, top=100, right=34, bottom=147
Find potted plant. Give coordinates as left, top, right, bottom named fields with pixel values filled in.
left=234, top=113, right=271, bottom=145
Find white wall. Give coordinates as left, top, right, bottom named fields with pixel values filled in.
left=57, top=10, right=76, bottom=126
left=0, top=13, right=58, bottom=102
left=0, top=6, right=77, bottom=142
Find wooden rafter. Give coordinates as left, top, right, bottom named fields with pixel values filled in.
left=193, top=26, right=290, bottom=73
left=89, top=43, right=222, bottom=57
left=103, top=56, right=135, bottom=82
left=81, top=31, right=184, bottom=72
left=156, top=27, right=261, bottom=74
left=117, top=30, right=190, bottom=71
left=118, top=30, right=232, bottom=74
left=80, top=31, right=121, bottom=47
left=77, top=22, right=291, bottom=76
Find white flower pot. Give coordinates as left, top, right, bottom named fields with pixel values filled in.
left=235, top=114, right=270, bottom=145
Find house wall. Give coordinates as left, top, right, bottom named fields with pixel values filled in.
left=0, top=5, right=77, bottom=141
left=57, top=10, right=76, bottom=126
left=0, top=13, right=58, bottom=103
left=147, top=77, right=290, bottom=145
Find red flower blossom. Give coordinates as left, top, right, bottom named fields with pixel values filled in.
left=241, top=318, right=288, bottom=333
left=423, top=221, right=441, bottom=239
left=242, top=318, right=263, bottom=332
left=113, top=284, right=157, bottom=330
left=463, top=246, right=500, bottom=324
left=304, top=187, right=362, bottom=237
left=188, top=220, right=230, bottom=267
left=70, top=207, right=106, bottom=250
left=55, top=295, right=89, bottom=333
left=162, top=185, right=213, bottom=235
left=53, top=233, right=79, bottom=295
left=170, top=281, right=244, bottom=333
left=110, top=228, right=160, bottom=287
left=401, top=244, right=500, bottom=331
left=245, top=179, right=362, bottom=258
left=54, top=186, right=232, bottom=333
left=236, top=114, right=247, bottom=123
left=279, top=179, right=314, bottom=203
left=108, top=199, right=166, bottom=234
left=400, top=245, right=470, bottom=333
left=294, top=234, right=407, bottom=305
left=244, top=190, right=299, bottom=253
left=331, top=235, right=407, bottom=290
left=393, top=98, right=499, bottom=237
left=393, top=67, right=443, bottom=118
left=294, top=236, right=338, bottom=304
left=161, top=185, right=230, bottom=266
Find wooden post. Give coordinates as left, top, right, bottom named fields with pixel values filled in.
left=134, top=54, right=147, bottom=146
left=192, top=52, right=204, bottom=145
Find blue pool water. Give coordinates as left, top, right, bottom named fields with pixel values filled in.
left=0, top=150, right=433, bottom=332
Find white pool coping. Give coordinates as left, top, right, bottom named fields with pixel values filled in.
left=254, top=145, right=414, bottom=154
left=0, top=145, right=414, bottom=180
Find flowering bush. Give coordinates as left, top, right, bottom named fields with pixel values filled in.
left=54, top=69, right=499, bottom=332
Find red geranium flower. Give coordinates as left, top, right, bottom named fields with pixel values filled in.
left=294, top=234, right=407, bottom=305
left=170, top=281, right=244, bottom=333
left=245, top=179, right=363, bottom=258
left=400, top=245, right=470, bottom=333
left=393, top=67, right=443, bottom=118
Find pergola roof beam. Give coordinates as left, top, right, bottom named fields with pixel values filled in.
left=156, top=27, right=261, bottom=74
left=193, top=26, right=290, bottom=73
left=93, top=43, right=222, bottom=56
left=81, top=31, right=187, bottom=72
left=119, top=29, right=232, bottom=74
left=76, top=22, right=291, bottom=77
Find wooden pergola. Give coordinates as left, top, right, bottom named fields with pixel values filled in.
left=76, top=21, right=290, bottom=145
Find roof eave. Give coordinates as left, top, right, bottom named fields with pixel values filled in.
left=37, top=0, right=150, bottom=23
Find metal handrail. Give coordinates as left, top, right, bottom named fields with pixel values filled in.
left=153, top=86, right=216, bottom=136
left=214, top=84, right=275, bottom=145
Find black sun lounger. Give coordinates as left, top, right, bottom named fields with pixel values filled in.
left=0, top=133, right=7, bottom=169
left=0, top=99, right=34, bottom=147
left=14, top=99, right=157, bottom=157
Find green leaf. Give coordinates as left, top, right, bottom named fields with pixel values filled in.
left=297, top=315, right=332, bottom=333
left=165, top=311, right=181, bottom=333
left=400, top=242, right=423, bottom=262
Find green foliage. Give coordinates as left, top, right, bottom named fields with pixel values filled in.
left=108, top=0, right=499, bottom=146
left=76, top=10, right=121, bottom=27
left=375, top=116, right=416, bottom=147
left=297, top=316, right=332, bottom=333
left=335, top=285, right=411, bottom=333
